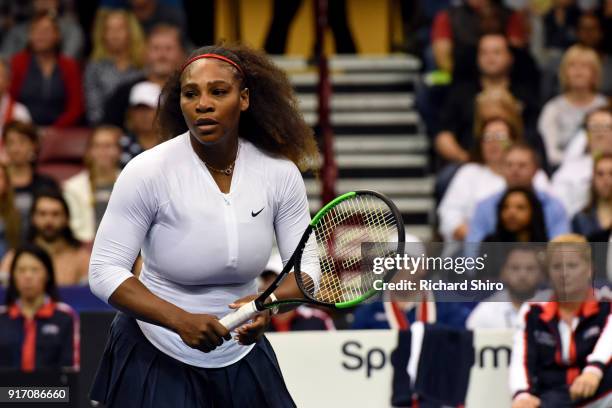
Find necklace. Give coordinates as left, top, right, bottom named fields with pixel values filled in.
left=205, top=160, right=235, bottom=176
left=203, top=143, right=239, bottom=176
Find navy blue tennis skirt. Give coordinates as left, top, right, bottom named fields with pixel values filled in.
left=90, top=313, right=296, bottom=408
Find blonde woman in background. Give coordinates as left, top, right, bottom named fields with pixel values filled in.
left=538, top=45, right=607, bottom=168
left=63, top=126, right=122, bottom=243
left=84, top=9, right=145, bottom=125
left=510, top=234, right=612, bottom=408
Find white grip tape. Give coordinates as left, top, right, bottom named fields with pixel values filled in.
left=219, top=300, right=259, bottom=331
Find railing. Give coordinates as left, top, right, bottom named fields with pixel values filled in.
left=314, top=0, right=337, bottom=203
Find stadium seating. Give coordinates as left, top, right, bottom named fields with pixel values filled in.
left=37, top=127, right=91, bottom=183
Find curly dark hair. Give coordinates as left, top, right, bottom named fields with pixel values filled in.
left=157, top=43, right=319, bottom=171
left=487, top=186, right=548, bottom=242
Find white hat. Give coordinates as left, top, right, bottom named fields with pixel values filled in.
left=129, top=81, right=161, bottom=108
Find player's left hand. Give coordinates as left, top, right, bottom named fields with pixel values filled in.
left=569, top=371, right=601, bottom=400
left=228, top=294, right=271, bottom=345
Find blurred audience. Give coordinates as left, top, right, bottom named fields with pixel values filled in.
left=3, top=121, right=58, bottom=231
left=103, top=23, right=185, bottom=129
left=510, top=234, right=612, bottom=408
left=483, top=186, right=549, bottom=242
left=9, top=12, right=84, bottom=127
left=543, top=0, right=580, bottom=52
left=63, top=126, right=122, bottom=243
left=572, top=154, right=612, bottom=237
left=1, top=191, right=90, bottom=286
left=435, top=33, right=539, bottom=165
left=468, top=144, right=569, bottom=242
left=438, top=108, right=550, bottom=241
left=552, top=106, right=612, bottom=216
left=1, top=0, right=84, bottom=60
left=120, top=81, right=160, bottom=167
left=576, top=13, right=612, bottom=95
left=0, top=244, right=79, bottom=372
left=0, top=1, right=35, bottom=41
left=598, top=0, right=612, bottom=55
left=466, top=245, right=547, bottom=329
left=128, top=0, right=186, bottom=35
left=351, top=287, right=473, bottom=330
left=438, top=116, right=522, bottom=241
left=430, top=0, right=527, bottom=81
left=0, top=58, right=30, bottom=139
left=85, top=9, right=145, bottom=125
left=538, top=44, right=607, bottom=167
left=0, top=164, right=20, bottom=260
left=351, top=235, right=473, bottom=329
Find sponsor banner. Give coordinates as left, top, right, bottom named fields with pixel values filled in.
left=267, top=329, right=514, bottom=408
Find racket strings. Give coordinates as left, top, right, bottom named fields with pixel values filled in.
left=302, top=194, right=401, bottom=304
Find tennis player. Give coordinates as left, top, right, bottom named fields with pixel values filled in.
left=88, top=44, right=320, bottom=407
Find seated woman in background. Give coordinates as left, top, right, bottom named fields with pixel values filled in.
left=3, top=121, right=58, bottom=232
left=538, top=45, right=607, bottom=168
left=85, top=9, right=145, bottom=125
left=510, top=234, right=611, bottom=408
left=553, top=106, right=612, bottom=217
left=0, top=244, right=79, bottom=372
left=438, top=114, right=522, bottom=241
left=572, top=154, right=612, bottom=237
left=63, top=126, right=122, bottom=243
left=483, top=186, right=548, bottom=243
left=436, top=88, right=552, bottom=238
left=0, top=165, right=20, bottom=266
left=9, top=12, right=84, bottom=127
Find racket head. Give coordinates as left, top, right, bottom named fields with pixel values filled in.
left=294, top=190, right=405, bottom=309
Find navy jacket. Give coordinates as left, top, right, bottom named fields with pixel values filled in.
left=511, top=299, right=611, bottom=405
left=0, top=299, right=79, bottom=371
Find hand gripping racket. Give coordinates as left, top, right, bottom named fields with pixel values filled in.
left=219, top=190, right=405, bottom=330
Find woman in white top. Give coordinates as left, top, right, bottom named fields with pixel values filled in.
left=63, top=125, right=122, bottom=243
left=438, top=87, right=551, bottom=241
left=552, top=106, right=612, bottom=217
left=538, top=44, right=608, bottom=168
left=439, top=116, right=522, bottom=241
left=88, top=44, right=319, bottom=407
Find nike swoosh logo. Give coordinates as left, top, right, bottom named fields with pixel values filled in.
left=251, top=207, right=264, bottom=217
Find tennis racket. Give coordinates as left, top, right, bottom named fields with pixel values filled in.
left=219, top=190, right=405, bottom=331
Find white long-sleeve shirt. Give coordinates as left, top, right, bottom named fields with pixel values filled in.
left=89, top=132, right=319, bottom=367
left=551, top=154, right=593, bottom=217
left=537, top=94, right=607, bottom=167
left=438, top=163, right=551, bottom=241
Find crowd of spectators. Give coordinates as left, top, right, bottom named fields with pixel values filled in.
left=429, top=1, right=612, bottom=251
left=416, top=1, right=612, bottom=406
left=0, top=0, right=191, bottom=374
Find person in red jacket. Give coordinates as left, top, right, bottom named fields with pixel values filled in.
left=9, top=11, right=84, bottom=127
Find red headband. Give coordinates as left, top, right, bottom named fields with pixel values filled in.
left=180, top=53, right=244, bottom=75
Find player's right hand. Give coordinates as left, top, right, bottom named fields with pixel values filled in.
left=175, top=313, right=231, bottom=353
left=511, top=393, right=541, bottom=408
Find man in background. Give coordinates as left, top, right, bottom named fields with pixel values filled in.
left=1, top=191, right=90, bottom=286
left=103, top=23, right=185, bottom=129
